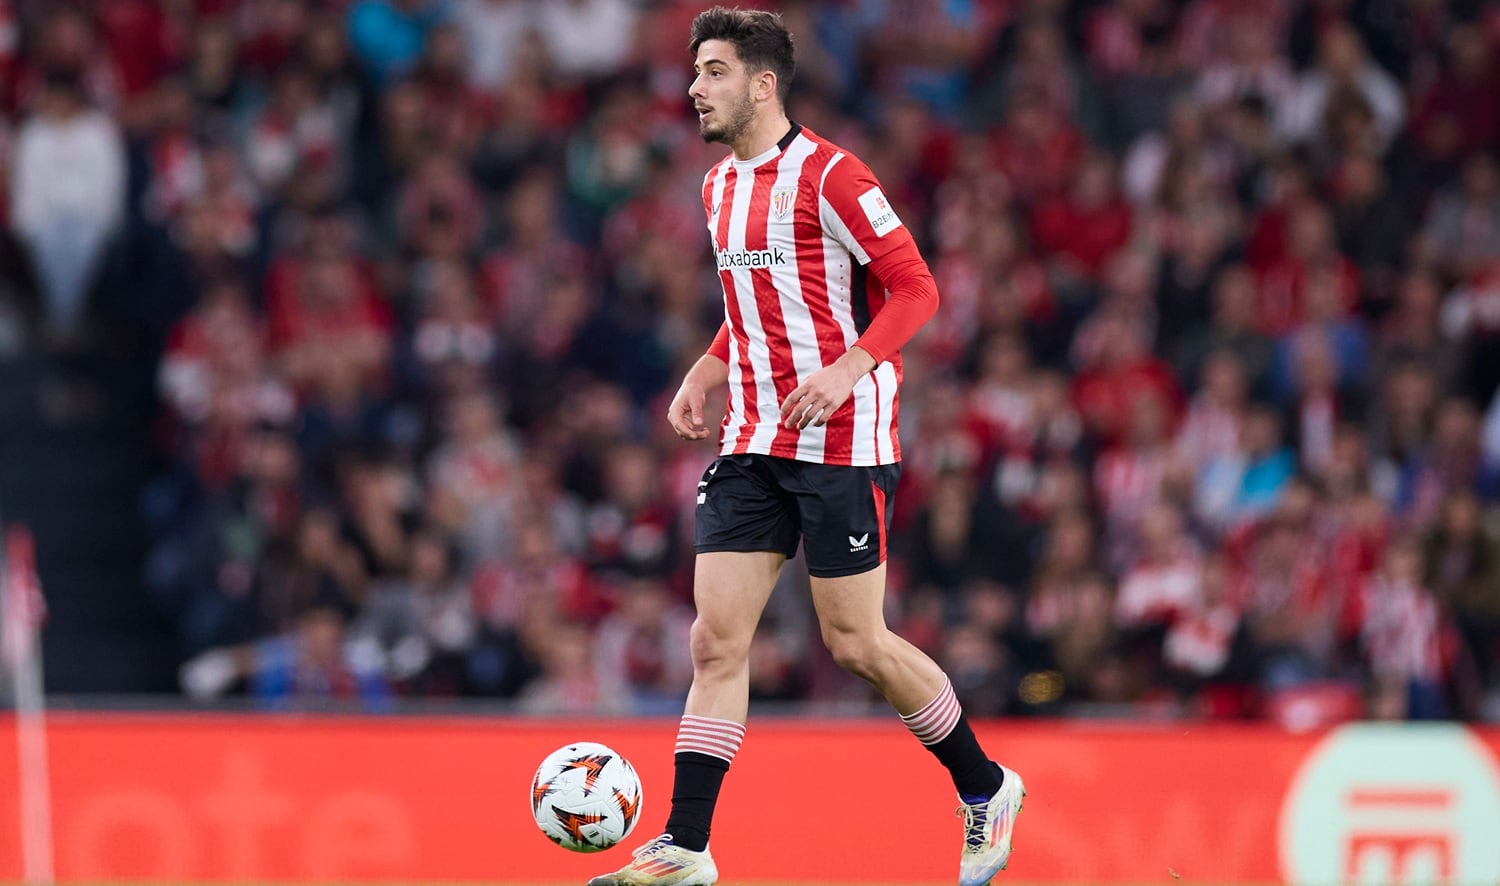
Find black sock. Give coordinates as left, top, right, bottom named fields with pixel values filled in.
left=663, top=751, right=729, bottom=852
left=925, top=714, right=1003, bottom=797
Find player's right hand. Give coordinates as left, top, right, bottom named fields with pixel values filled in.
left=668, top=383, right=710, bottom=440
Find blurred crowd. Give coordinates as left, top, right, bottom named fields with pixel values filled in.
left=3, top=0, right=1500, bottom=723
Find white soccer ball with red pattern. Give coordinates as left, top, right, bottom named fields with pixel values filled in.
left=531, top=741, right=643, bottom=852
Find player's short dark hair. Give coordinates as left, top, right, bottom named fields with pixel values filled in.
left=689, top=7, right=795, bottom=105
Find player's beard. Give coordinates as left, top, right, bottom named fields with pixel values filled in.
left=699, top=87, right=755, bottom=146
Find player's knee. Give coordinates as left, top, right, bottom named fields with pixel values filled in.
left=688, top=618, right=748, bottom=675
left=822, top=627, right=884, bottom=682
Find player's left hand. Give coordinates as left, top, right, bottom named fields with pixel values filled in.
left=780, top=348, right=876, bottom=430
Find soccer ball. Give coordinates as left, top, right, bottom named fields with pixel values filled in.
left=531, top=741, right=643, bottom=852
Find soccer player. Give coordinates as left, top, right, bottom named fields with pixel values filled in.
left=588, top=8, right=1025, bottom=886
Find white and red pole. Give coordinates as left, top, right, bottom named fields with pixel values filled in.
left=3, top=526, right=53, bottom=885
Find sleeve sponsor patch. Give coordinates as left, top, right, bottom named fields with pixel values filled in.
left=857, top=186, right=902, bottom=237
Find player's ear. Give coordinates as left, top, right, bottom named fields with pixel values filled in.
left=754, top=69, right=778, bottom=104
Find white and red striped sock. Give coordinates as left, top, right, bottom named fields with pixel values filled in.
left=665, top=715, right=744, bottom=852
left=674, top=714, right=746, bottom=764
left=900, top=679, right=1002, bottom=796
left=901, top=678, right=962, bottom=745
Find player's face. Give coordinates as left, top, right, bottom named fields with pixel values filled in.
left=690, top=39, right=757, bottom=146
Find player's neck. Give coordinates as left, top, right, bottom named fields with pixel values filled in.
left=730, top=112, right=794, bottom=161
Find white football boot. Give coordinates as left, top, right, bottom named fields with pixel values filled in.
left=957, top=764, right=1027, bottom=886
left=586, top=834, right=718, bottom=885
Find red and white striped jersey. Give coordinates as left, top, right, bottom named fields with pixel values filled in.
left=702, top=124, right=928, bottom=466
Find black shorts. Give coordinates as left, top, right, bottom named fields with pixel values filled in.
left=694, top=453, right=901, bottom=578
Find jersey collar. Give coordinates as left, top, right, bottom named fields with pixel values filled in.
left=732, top=121, right=803, bottom=169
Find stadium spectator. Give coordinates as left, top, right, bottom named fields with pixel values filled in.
left=1421, top=151, right=1500, bottom=281
left=1408, top=22, right=1500, bottom=173
left=1174, top=349, right=1250, bottom=482
left=347, top=0, right=448, bottom=88
left=349, top=524, right=476, bottom=694
left=8, top=66, right=125, bottom=344
left=1115, top=502, right=1203, bottom=630
left=1195, top=402, right=1295, bottom=531
left=592, top=577, right=694, bottom=714
left=1279, top=23, right=1405, bottom=153
left=1424, top=490, right=1500, bottom=703
left=1192, top=10, right=1294, bottom=115
left=453, top=0, right=530, bottom=93
left=1358, top=535, right=1447, bottom=719
left=519, top=619, right=629, bottom=715
left=181, top=602, right=392, bottom=709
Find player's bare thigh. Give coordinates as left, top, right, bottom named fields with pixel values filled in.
left=808, top=562, right=889, bottom=639
left=692, top=550, right=783, bottom=632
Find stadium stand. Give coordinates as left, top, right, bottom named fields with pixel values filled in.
left=0, top=0, right=1497, bottom=724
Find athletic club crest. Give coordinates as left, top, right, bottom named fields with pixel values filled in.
left=771, top=185, right=797, bottom=220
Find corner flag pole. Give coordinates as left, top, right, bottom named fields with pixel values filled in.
left=3, top=526, right=54, bottom=884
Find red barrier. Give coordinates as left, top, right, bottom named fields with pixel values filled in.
left=0, top=714, right=1497, bottom=883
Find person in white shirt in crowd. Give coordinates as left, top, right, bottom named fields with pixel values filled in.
left=1278, top=23, right=1404, bottom=152
left=8, top=67, right=125, bottom=343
